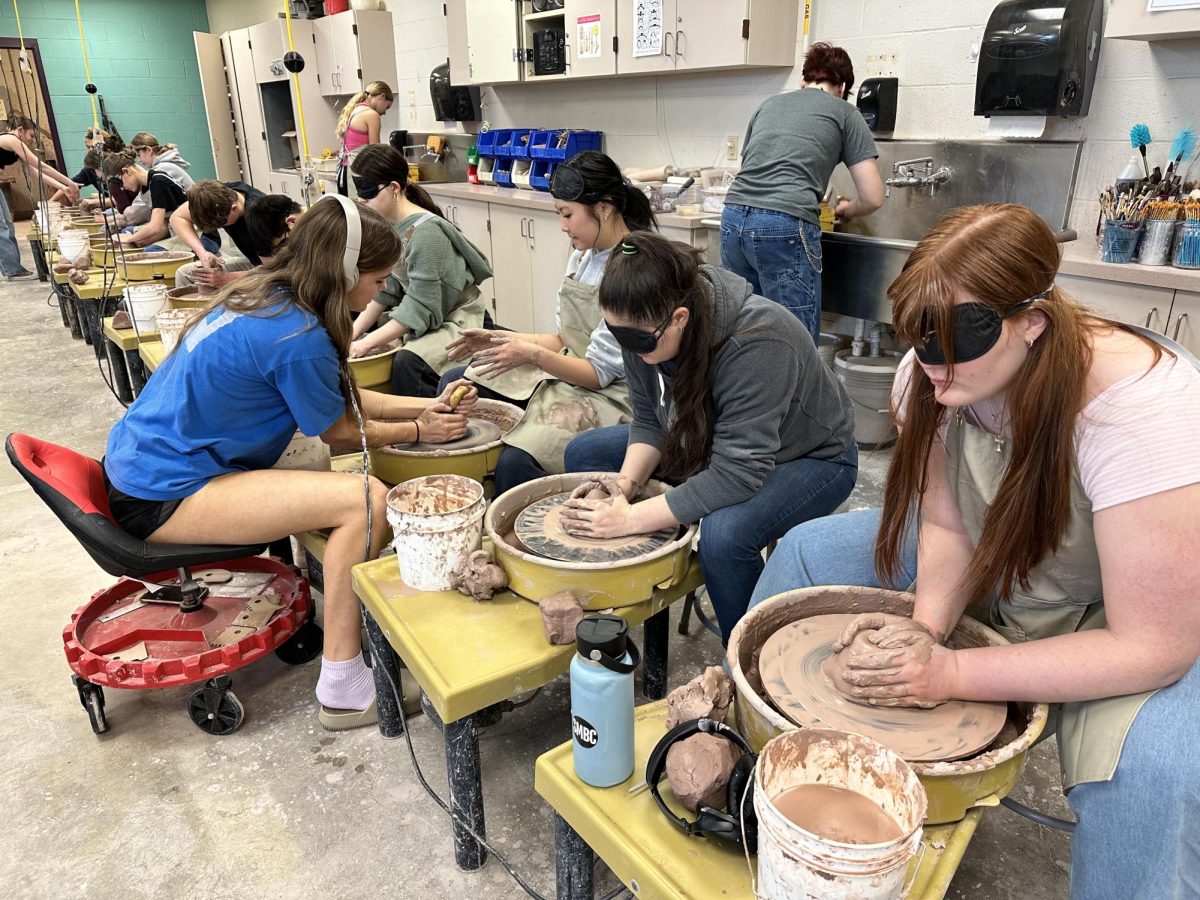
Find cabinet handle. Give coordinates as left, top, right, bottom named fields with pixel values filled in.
left=520, top=217, right=527, bottom=238
left=676, top=30, right=685, bottom=59
left=1144, top=307, right=1158, bottom=328
left=664, top=31, right=673, bottom=58
left=565, top=41, right=571, bottom=70
left=527, top=217, right=535, bottom=248
left=1174, top=313, right=1189, bottom=342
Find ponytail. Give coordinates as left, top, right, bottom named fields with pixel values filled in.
left=619, top=182, right=655, bottom=233
left=336, top=90, right=369, bottom=138
left=404, top=183, right=444, bottom=218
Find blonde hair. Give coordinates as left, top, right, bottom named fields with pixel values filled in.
left=129, top=131, right=176, bottom=155
left=337, top=81, right=393, bottom=138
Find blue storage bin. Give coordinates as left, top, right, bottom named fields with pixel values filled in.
left=493, top=158, right=515, bottom=187
left=477, top=130, right=501, bottom=159
left=510, top=129, right=536, bottom=159
left=494, top=129, right=517, bottom=159
left=530, top=159, right=556, bottom=192
left=544, top=130, right=603, bottom=162
left=529, top=129, right=557, bottom=160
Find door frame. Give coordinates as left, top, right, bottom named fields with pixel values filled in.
left=0, top=37, right=66, bottom=169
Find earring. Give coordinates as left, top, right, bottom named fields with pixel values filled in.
left=1026, top=338, right=1034, bottom=349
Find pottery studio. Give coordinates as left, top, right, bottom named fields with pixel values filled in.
left=3, top=0, right=1199, bottom=897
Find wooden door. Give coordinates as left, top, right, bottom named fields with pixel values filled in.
left=194, top=32, right=241, bottom=181
left=446, top=0, right=471, bottom=86
left=465, top=0, right=523, bottom=84
left=248, top=19, right=289, bottom=83
left=673, top=0, right=747, bottom=70
left=489, top=205, right=537, bottom=332
left=616, top=0, right=676, bottom=74
left=526, top=208, right=573, bottom=335
left=227, top=29, right=272, bottom=190
left=564, top=0, right=617, bottom=78
left=449, top=198, right=496, bottom=313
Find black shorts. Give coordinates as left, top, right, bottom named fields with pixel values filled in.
left=103, top=468, right=183, bottom=541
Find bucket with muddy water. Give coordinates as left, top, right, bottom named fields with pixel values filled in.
left=386, top=475, right=486, bottom=591
left=754, top=728, right=926, bottom=900
left=834, top=349, right=901, bottom=448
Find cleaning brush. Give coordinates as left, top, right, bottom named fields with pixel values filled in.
left=1167, top=127, right=1196, bottom=178
left=1131, top=124, right=1152, bottom=178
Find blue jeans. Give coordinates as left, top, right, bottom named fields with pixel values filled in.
left=565, top=424, right=858, bottom=642
left=493, top=446, right=547, bottom=496
left=751, top=507, right=1200, bottom=900
left=0, top=190, right=29, bottom=276
left=720, top=203, right=823, bottom=339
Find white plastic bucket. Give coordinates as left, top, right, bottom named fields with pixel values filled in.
left=155, top=308, right=193, bottom=353
left=57, top=229, right=89, bottom=260
left=386, top=475, right=486, bottom=591
left=754, top=729, right=927, bottom=900
left=834, top=349, right=901, bottom=448
left=124, top=283, right=169, bottom=331
left=817, top=333, right=848, bottom=369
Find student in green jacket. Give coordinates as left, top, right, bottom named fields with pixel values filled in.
left=348, top=145, right=493, bottom=396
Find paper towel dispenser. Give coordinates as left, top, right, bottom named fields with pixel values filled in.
left=975, top=0, right=1102, bottom=119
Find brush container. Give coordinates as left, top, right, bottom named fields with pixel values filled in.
left=1138, top=219, right=1180, bottom=266
left=1101, top=219, right=1143, bottom=264
left=1172, top=221, right=1200, bottom=270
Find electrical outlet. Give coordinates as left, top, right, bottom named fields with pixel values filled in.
left=725, top=135, right=739, bottom=161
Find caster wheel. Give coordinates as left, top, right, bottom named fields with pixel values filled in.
left=187, top=678, right=245, bottom=735
left=73, top=676, right=108, bottom=735
left=275, top=620, right=324, bottom=665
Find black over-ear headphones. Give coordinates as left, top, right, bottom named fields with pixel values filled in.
left=646, top=717, right=759, bottom=851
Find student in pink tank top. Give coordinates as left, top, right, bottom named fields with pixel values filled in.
left=335, top=81, right=394, bottom=195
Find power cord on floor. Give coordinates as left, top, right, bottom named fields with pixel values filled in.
left=345, top=389, right=625, bottom=900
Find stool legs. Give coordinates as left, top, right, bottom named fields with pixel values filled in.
left=554, top=814, right=596, bottom=900
left=125, top=348, right=147, bottom=394
left=423, top=698, right=488, bottom=871
left=103, top=338, right=133, bottom=404
left=362, top=609, right=406, bottom=739
left=643, top=606, right=669, bottom=701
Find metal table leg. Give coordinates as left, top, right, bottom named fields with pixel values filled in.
left=29, top=239, right=49, bottom=282
left=362, top=608, right=406, bottom=739
left=643, top=606, right=669, bottom=701
left=422, top=699, right=488, bottom=871
left=555, top=814, right=596, bottom=900
left=73, top=297, right=93, bottom=346
left=124, top=348, right=147, bottom=395
left=103, top=337, right=133, bottom=403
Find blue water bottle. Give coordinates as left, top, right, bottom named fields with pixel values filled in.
left=570, top=614, right=640, bottom=787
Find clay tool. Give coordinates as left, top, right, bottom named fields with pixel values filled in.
left=447, top=384, right=470, bottom=410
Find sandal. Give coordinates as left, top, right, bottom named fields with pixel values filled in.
left=319, top=699, right=379, bottom=732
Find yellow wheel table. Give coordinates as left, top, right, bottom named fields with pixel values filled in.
left=68, top=270, right=127, bottom=359
left=350, top=551, right=703, bottom=872
left=138, top=339, right=167, bottom=374
left=102, top=316, right=157, bottom=401
left=536, top=699, right=987, bottom=900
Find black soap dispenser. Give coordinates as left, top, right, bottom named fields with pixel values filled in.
left=856, top=77, right=898, bottom=133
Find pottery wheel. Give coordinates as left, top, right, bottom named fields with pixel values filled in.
left=394, top=418, right=502, bottom=453
left=759, top=614, right=1008, bottom=763
left=514, top=492, right=677, bottom=563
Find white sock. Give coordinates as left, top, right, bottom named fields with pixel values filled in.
left=315, top=652, right=376, bottom=711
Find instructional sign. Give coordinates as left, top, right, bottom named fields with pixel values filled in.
left=577, top=14, right=602, bottom=59
left=632, top=0, right=664, bottom=58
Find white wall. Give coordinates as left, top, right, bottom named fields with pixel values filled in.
left=204, top=0, right=1200, bottom=233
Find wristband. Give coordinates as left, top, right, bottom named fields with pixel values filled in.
left=414, top=421, right=421, bottom=444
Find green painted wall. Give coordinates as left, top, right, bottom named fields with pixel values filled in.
left=0, top=0, right=214, bottom=181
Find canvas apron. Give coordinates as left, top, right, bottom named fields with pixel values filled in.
left=944, top=325, right=1199, bottom=791
left=392, top=213, right=487, bottom=376
left=501, top=275, right=632, bottom=473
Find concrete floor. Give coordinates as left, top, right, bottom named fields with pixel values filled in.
left=1, top=244, right=1072, bottom=899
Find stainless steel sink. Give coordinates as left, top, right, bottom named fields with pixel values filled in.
left=820, top=232, right=915, bottom=324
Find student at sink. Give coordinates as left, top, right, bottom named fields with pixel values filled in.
left=335, top=80, right=393, bottom=196
left=721, top=42, right=884, bottom=338
left=347, top=144, right=493, bottom=396
left=747, top=204, right=1200, bottom=898
left=441, top=151, right=656, bottom=495
left=559, top=231, right=858, bottom=642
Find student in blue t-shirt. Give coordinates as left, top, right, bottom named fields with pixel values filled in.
left=104, top=197, right=478, bottom=731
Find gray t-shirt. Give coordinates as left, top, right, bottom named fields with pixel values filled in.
left=725, top=88, right=878, bottom=225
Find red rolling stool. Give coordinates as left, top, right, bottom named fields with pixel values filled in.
left=6, top=433, right=323, bottom=736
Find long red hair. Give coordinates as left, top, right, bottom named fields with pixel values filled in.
left=877, top=204, right=1118, bottom=602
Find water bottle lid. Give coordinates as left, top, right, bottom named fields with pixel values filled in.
left=576, top=614, right=639, bottom=674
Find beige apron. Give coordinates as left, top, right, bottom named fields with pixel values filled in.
left=391, top=213, right=487, bottom=376
left=501, top=275, right=632, bottom=472
left=944, top=326, right=1199, bottom=790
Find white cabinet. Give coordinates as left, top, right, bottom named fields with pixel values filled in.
left=225, top=28, right=271, bottom=188
left=489, top=206, right=538, bottom=332
left=1056, top=274, right=1174, bottom=333
left=446, top=0, right=472, bottom=86
left=194, top=31, right=241, bottom=182
left=464, top=0, right=524, bottom=84
left=442, top=198, right=496, bottom=313
left=1167, top=290, right=1200, bottom=356
left=248, top=18, right=289, bottom=83
left=563, top=0, right=617, bottom=78
left=527, top=208, right=574, bottom=333
left=615, top=0, right=676, bottom=74
left=313, top=10, right=397, bottom=98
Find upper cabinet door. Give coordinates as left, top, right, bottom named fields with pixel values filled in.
left=313, top=17, right=341, bottom=97
left=616, top=0, right=676, bottom=74
left=446, top=0, right=472, bottom=86
left=193, top=32, right=241, bottom=181
left=330, top=12, right=362, bottom=94
left=248, top=19, right=289, bottom=83
left=351, top=10, right=398, bottom=95
left=465, top=0, right=523, bottom=84
left=563, top=0, right=617, bottom=78
left=673, top=0, right=747, bottom=70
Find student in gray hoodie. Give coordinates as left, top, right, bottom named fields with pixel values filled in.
left=561, top=232, right=858, bottom=642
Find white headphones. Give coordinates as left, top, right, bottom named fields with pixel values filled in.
left=320, top=193, right=362, bottom=289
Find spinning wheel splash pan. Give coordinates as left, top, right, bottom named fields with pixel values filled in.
left=484, top=472, right=698, bottom=610
left=727, top=586, right=1049, bottom=825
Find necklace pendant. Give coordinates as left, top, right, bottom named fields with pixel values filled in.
left=994, top=435, right=1004, bottom=453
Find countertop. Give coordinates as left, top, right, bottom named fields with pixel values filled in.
left=1056, top=238, right=1199, bottom=293
left=420, top=182, right=711, bottom=230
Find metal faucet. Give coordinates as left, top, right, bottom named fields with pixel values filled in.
left=885, top=157, right=952, bottom=197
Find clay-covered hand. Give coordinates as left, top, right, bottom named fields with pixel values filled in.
left=438, top=379, right=478, bottom=416
left=832, top=613, right=937, bottom=654
left=64, top=183, right=81, bottom=204
left=445, top=328, right=498, bottom=362
left=828, top=613, right=955, bottom=709
left=568, top=477, right=621, bottom=502
left=469, top=336, right=540, bottom=378
left=192, top=266, right=233, bottom=289
left=559, top=491, right=637, bottom=539
left=79, top=197, right=100, bottom=212
left=348, top=338, right=379, bottom=359
left=415, top=402, right=468, bottom=443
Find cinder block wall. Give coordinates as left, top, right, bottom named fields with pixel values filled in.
left=0, top=0, right=215, bottom=181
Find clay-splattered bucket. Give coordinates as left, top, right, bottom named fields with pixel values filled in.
left=385, top=475, right=485, bottom=591
left=754, top=729, right=926, bottom=900
left=155, top=308, right=193, bottom=353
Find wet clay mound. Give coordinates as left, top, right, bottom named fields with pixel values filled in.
left=513, top=492, right=679, bottom=563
